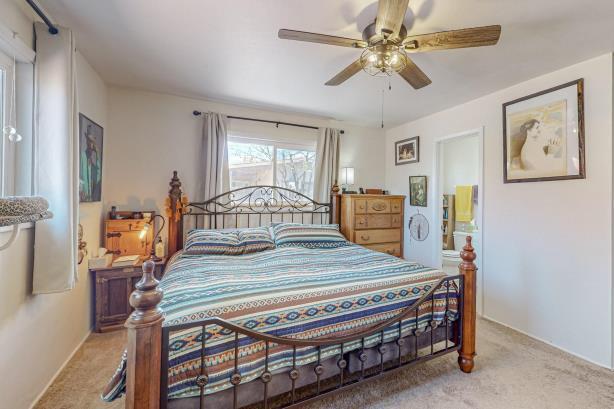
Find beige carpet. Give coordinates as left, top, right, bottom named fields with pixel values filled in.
left=34, top=319, right=614, bottom=409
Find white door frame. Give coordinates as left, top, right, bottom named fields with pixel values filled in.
left=431, top=127, right=485, bottom=315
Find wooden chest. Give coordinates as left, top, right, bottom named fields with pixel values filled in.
left=104, top=218, right=153, bottom=258
left=340, top=194, right=406, bottom=257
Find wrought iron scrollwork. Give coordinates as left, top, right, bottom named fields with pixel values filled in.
left=186, top=186, right=330, bottom=215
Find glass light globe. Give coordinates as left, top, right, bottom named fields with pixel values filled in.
left=360, top=44, right=408, bottom=77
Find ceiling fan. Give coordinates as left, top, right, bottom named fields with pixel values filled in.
left=278, top=0, right=501, bottom=89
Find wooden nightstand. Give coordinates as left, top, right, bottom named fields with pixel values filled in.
left=90, top=258, right=166, bottom=332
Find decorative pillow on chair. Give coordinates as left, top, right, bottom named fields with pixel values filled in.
left=272, top=223, right=349, bottom=249
left=238, top=227, right=275, bottom=253
left=184, top=229, right=243, bottom=255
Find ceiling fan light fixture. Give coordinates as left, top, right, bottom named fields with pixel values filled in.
left=360, top=44, right=408, bottom=77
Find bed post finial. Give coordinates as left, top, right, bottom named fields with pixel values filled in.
left=125, top=260, right=164, bottom=409
left=458, top=235, right=477, bottom=373
left=166, top=170, right=184, bottom=255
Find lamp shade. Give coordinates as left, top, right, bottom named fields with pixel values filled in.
left=341, top=167, right=355, bottom=185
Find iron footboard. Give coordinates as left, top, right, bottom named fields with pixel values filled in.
left=159, top=275, right=463, bottom=409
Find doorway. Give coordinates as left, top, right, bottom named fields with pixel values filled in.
left=432, top=128, right=484, bottom=315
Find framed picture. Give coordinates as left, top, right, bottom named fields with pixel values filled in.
left=79, top=114, right=103, bottom=202
left=503, top=79, right=585, bottom=183
left=409, top=176, right=427, bottom=207
left=395, top=136, right=419, bottom=165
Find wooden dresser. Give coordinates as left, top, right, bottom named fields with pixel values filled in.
left=340, top=194, right=405, bottom=257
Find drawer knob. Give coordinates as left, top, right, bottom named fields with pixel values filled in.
left=358, top=220, right=364, bottom=224
left=386, top=249, right=394, bottom=254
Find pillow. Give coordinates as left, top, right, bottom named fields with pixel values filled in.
left=184, top=229, right=243, bottom=255
left=238, top=227, right=275, bottom=254
left=272, top=223, right=349, bottom=249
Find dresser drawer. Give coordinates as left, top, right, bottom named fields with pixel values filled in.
left=390, top=199, right=403, bottom=214
left=364, top=242, right=402, bottom=257
left=355, top=229, right=401, bottom=244
left=367, top=199, right=391, bottom=213
left=354, top=199, right=367, bottom=214
left=355, top=215, right=393, bottom=229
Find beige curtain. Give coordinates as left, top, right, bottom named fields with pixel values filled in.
left=199, top=112, right=229, bottom=202
left=32, top=23, right=79, bottom=293
left=313, top=127, right=340, bottom=203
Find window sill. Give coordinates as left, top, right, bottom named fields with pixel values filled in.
left=0, top=212, right=52, bottom=251
left=0, top=222, right=33, bottom=233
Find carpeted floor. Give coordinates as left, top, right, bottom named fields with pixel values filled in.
left=34, top=319, right=614, bottom=409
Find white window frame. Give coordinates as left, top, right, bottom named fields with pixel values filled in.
left=228, top=134, right=317, bottom=197
left=0, top=48, right=15, bottom=197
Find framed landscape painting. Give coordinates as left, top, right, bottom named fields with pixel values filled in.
left=503, top=79, right=585, bottom=183
left=395, top=136, right=419, bottom=165
left=79, top=114, right=103, bottom=202
left=409, top=176, right=427, bottom=207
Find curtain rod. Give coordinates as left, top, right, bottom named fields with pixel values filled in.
left=25, top=0, right=59, bottom=35
left=192, top=111, right=344, bottom=134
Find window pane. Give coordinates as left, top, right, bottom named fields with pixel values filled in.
left=276, top=148, right=315, bottom=197
left=228, top=141, right=274, bottom=189
left=0, top=66, right=5, bottom=195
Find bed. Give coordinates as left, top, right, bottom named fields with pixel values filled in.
left=104, top=171, right=477, bottom=409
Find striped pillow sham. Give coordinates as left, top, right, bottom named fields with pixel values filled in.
left=238, top=227, right=275, bottom=254
left=184, top=230, right=243, bottom=255
left=272, top=223, right=349, bottom=249
left=184, top=227, right=275, bottom=255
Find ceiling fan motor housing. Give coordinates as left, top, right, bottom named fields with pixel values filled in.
left=362, top=21, right=408, bottom=44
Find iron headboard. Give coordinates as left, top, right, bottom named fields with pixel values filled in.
left=165, top=172, right=341, bottom=254
left=182, top=185, right=333, bottom=231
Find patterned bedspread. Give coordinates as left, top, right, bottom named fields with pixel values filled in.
left=160, top=245, right=458, bottom=399
left=103, top=244, right=458, bottom=402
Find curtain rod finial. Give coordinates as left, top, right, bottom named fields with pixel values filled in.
left=193, top=110, right=202, bottom=116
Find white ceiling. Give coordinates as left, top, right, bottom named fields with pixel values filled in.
left=40, top=0, right=614, bottom=127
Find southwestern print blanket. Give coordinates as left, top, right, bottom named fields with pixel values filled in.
left=104, top=245, right=458, bottom=401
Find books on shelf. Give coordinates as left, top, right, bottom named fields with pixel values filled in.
left=112, top=255, right=140, bottom=267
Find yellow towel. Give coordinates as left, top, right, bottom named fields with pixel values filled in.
left=455, top=185, right=473, bottom=222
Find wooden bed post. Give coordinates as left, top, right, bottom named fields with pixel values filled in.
left=166, top=170, right=184, bottom=255
left=330, top=182, right=341, bottom=225
left=458, top=235, right=477, bottom=373
left=125, top=260, right=164, bottom=409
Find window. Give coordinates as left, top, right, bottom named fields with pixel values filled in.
left=0, top=50, right=16, bottom=197
left=0, top=49, right=34, bottom=198
left=228, top=136, right=316, bottom=198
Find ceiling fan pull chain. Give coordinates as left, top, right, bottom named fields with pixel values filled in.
left=381, top=87, right=385, bottom=129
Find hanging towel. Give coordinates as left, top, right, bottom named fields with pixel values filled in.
left=455, top=185, right=473, bottom=222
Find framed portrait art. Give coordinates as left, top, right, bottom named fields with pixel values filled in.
left=503, top=79, right=585, bottom=183
left=79, top=114, right=103, bottom=202
left=395, top=136, right=419, bottom=165
left=409, top=176, right=427, bottom=207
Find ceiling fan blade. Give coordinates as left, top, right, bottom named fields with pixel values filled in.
left=403, top=25, right=501, bottom=52
left=278, top=29, right=367, bottom=48
left=325, top=59, right=363, bottom=86
left=398, top=56, right=431, bottom=89
left=375, top=0, right=410, bottom=39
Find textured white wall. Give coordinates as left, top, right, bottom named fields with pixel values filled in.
left=103, top=87, right=385, bottom=238
left=0, top=0, right=108, bottom=403
left=385, top=54, right=614, bottom=368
